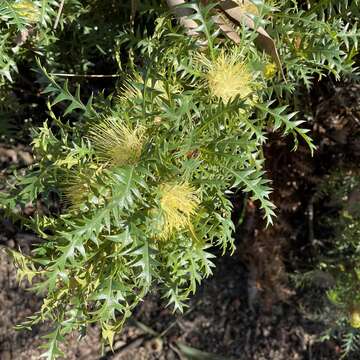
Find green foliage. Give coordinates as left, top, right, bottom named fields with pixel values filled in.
left=311, top=169, right=360, bottom=358
left=0, top=0, right=359, bottom=358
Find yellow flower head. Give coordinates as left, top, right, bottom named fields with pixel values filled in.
left=234, top=0, right=259, bottom=16
left=117, top=74, right=143, bottom=104
left=61, top=169, right=95, bottom=209
left=206, top=52, right=253, bottom=103
left=158, top=182, right=200, bottom=239
left=63, top=177, right=91, bottom=209
left=350, top=307, right=360, bottom=328
left=263, top=63, right=277, bottom=79
left=89, top=117, right=146, bottom=167
left=13, top=0, right=40, bottom=23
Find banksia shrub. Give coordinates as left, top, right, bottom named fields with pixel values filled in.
left=0, top=0, right=359, bottom=358
left=301, top=169, right=360, bottom=358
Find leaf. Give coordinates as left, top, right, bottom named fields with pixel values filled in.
left=176, top=342, right=233, bottom=360
left=5, top=248, right=39, bottom=284
left=255, top=102, right=316, bottom=154
left=40, top=326, right=64, bottom=360
left=230, top=167, right=276, bottom=226
left=101, top=323, right=116, bottom=351
left=212, top=13, right=240, bottom=43
left=166, top=0, right=198, bottom=35
left=131, top=320, right=159, bottom=336
left=36, top=58, right=96, bottom=117
left=133, top=239, right=159, bottom=287
left=219, top=0, right=284, bottom=77
left=106, top=228, right=133, bottom=246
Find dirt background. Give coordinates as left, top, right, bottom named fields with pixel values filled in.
left=0, top=238, right=339, bottom=360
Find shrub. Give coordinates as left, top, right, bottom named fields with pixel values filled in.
left=307, top=169, right=360, bottom=358
left=1, top=0, right=359, bottom=358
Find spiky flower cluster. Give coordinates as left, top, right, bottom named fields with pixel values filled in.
left=62, top=169, right=101, bottom=210
left=89, top=117, right=146, bottom=167
left=13, top=0, right=40, bottom=23
left=263, top=63, right=277, bottom=79
left=63, top=175, right=91, bottom=208
left=350, top=307, right=360, bottom=328
left=206, top=52, right=253, bottom=103
left=158, top=182, right=200, bottom=239
left=234, top=0, right=259, bottom=16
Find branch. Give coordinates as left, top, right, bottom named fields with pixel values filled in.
left=53, top=0, right=65, bottom=30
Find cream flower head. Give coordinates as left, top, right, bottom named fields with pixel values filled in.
left=117, top=74, right=143, bottom=104
left=263, top=63, right=277, bottom=79
left=233, top=0, right=259, bottom=16
left=13, top=0, right=40, bottom=23
left=206, top=51, right=253, bottom=104
left=350, top=306, right=360, bottom=328
left=157, top=182, right=200, bottom=239
left=62, top=167, right=102, bottom=209
left=89, top=117, right=146, bottom=167
left=63, top=177, right=90, bottom=209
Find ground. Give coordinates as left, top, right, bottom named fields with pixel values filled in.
left=0, top=232, right=340, bottom=359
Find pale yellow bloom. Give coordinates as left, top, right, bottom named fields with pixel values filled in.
left=63, top=177, right=91, bottom=208
left=89, top=117, right=145, bottom=167
left=117, top=74, right=143, bottom=103
left=350, top=307, right=360, bottom=328
left=206, top=52, right=253, bottom=103
left=263, top=63, right=277, bottom=79
left=234, top=0, right=259, bottom=16
left=13, top=0, right=40, bottom=23
left=62, top=165, right=105, bottom=209
left=158, top=182, right=200, bottom=239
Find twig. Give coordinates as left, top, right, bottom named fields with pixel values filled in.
left=131, top=0, right=138, bottom=26
left=99, top=335, right=145, bottom=359
left=50, top=73, right=122, bottom=78
left=159, top=304, right=197, bottom=337
left=169, top=343, right=187, bottom=360
left=54, top=0, right=65, bottom=30
left=307, top=196, right=314, bottom=245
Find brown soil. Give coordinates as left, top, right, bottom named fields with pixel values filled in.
left=0, top=233, right=340, bottom=360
